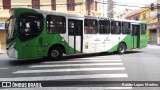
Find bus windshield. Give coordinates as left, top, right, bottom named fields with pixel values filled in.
left=7, top=16, right=16, bottom=40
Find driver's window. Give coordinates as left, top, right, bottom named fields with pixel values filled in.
left=19, top=13, right=43, bottom=41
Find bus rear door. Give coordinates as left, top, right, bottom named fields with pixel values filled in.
left=140, top=23, right=148, bottom=48
left=131, top=24, right=140, bottom=48
left=68, top=19, right=83, bottom=54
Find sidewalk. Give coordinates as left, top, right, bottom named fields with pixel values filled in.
left=147, top=44, right=160, bottom=49
left=0, top=49, right=6, bottom=54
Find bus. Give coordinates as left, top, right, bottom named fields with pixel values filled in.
left=6, top=8, right=148, bottom=60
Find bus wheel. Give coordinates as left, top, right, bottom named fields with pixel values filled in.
left=117, top=43, right=126, bottom=54
left=48, top=46, right=63, bottom=60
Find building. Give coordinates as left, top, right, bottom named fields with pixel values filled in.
left=0, top=0, right=101, bottom=53
left=125, top=9, right=141, bottom=21
left=147, top=9, right=159, bottom=44
left=139, top=7, right=160, bottom=45
left=114, top=9, right=134, bottom=19
left=125, top=5, right=160, bottom=45
left=139, top=8, right=157, bottom=44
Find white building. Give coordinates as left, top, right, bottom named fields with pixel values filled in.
left=114, top=8, right=134, bottom=19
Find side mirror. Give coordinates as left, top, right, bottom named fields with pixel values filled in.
left=5, top=22, right=8, bottom=31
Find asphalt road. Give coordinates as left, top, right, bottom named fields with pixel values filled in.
left=0, top=44, right=160, bottom=90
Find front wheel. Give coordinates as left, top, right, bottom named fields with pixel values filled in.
left=48, top=47, right=63, bottom=60
left=117, top=43, right=126, bottom=54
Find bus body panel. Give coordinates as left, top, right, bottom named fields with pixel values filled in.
left=6, top=8, right=148, bottom=59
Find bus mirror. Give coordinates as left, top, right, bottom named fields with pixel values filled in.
left=5, top=22, right=8, bottom=31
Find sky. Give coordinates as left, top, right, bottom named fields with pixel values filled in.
left=100, top=0, right=157, bottom=17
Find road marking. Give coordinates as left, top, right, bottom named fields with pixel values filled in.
left=30, top=63, right=123, bottom=68
left=80, top=58, right=121, bottom=60
left=44, top=59, right=122, bottom=64
left=0, top=68, right=8, bottom=70
left=13, top=67, right=125, bottom=74
left=0, top=74, right=128, bottom=81
left=96, top=55, right=120, bottom=58
left=2, top=87, right=132, bottom=90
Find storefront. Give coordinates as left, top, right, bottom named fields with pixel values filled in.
left=0, top=22, right=6, bottom=53
left=149, top=28, right=157, bottom=44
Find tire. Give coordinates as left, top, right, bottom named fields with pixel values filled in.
left=117, top=43, right=126, bottom=54
left=48, top=46, right=63, bottom=60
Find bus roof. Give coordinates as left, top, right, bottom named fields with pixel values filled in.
left=12, top=8, right=147, bottom=24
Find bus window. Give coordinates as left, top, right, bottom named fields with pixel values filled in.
left=99, top=20, right=110, bottom=34
left=46, top=15, right=66, bottom=34
left=141, top=24, right=147, bottom=35
left=68, top=20, right=82, bottom=36
left=84, top=19, right=98, bottom=34
left=19, top=13, right=43, bottom=41
left=122, top=22, right=131, bottom=34
left=68, top=21, right=74, bottom=35
left=111, top=21, right=121, bottom=34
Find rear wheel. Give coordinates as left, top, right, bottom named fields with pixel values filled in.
left=48, top=46, right=63, bottom=60
left=117, top=43, right=126, bottom=54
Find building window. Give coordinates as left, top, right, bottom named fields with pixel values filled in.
left=46, top=15, right=66, bottom=34
left=51, top=0, right=56, bottom=10
left=67, top=0, right=75, bottom=11
left=143, top=14, right=146, bottom=20
left=133, top=16, right=139, bottom=21
left=86, top=0, right=95, bottom=11
left=3, top=0, right=11, bottom=9
left=32, top=0, right=40, bottom=9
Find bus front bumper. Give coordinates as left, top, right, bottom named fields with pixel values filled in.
left=7, top=46, right=18, bottom=59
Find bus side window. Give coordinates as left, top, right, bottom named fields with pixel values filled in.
left=122, top=22, right=131, bottom=34
left=99, top=20, right=110, bottom=34
left=68, top=21, right=74, bottom=35
left=141, top=24, right=147, bottom=35
left=111, top=21, right=121, bottom=34
left=46, top=15, right=66, bottom=34
left=84, top=19, right=98, bottom=34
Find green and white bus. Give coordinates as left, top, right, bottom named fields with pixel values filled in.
left=6, top=8, right=148, bottom=60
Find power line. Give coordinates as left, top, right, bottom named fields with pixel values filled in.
left=0, top=2, right=85, bottom=7
left=0, top=1, right=151, bottom=8
left=96, top=1, right=150, bottom=8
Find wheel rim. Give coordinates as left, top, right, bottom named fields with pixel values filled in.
left=51, top=49, right=59, bottom=57
left=120, top=45, right=125, bottom=53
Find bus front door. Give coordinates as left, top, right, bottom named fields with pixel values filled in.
left=132, top=24, right=140, bottom=48
left=68, top=19, right=83, bottom=54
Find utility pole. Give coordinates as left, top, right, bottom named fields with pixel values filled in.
left=88, top=0, right=91, bottom=16
left=158, top=0, right=160, bottom=44
left=103, top=0, right=104, bottom=17
left=88, top=0, right=93, bottom=16
left=107, top=0, right=114, bottom=18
